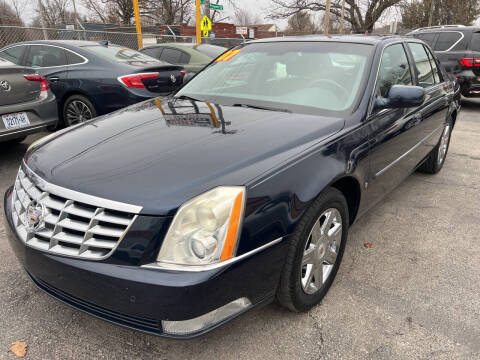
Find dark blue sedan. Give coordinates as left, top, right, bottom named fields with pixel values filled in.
left=0, top=40, right=184, bottom=126
left=3, top=35, right=460, bottom=338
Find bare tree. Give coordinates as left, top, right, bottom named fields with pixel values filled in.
left=286, top=10, right=318, bottom=32
left=0, top=0, right=24, bottom=25
left=82, top=0, right=135, bottom=25
left=32, top=0, right=76, bottom=27
left=270, top=0, right=403, bottom=33
left=234, top=8, right=263, bottom=25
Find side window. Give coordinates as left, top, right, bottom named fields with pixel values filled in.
left=471, top=33, right=480, bottom=52
left=179, top=51, right=191, bottom=64
left=377, top=44, right=412, bottom=98
left=434, top=32, right=462, bottom=51
left=25, top=45, right=68, bottom=68
left=415, top=33, right=437, bottom=47
left=408, top=43, right=435, bottom=88
left=160, top=48, right=183, bottom=64
left=0, top=46, right=26, bottom=65
left=424, top=46, right=441, bottom=83
left=140, top=47, right=161, bottom=59
left=65, top=50, right=85, bottom=65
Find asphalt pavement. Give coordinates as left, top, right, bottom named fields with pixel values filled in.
left=1, top=99, right=479, bottom=359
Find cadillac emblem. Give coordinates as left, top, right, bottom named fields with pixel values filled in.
left=170, top=74, right=177, bottom=84
left=24, top=200, right=46, bottom=232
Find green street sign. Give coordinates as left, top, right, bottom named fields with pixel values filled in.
left=210, top=3, right=223, bottom=10
left=200, top=0, right=204, bottom=4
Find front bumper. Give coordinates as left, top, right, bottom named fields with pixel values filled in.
left=3, top=187, right=286, bottom=338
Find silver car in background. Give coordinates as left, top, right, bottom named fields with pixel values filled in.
left=0, top=57, right=58, bottom=144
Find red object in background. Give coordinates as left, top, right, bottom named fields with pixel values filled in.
left=23, top=74, right=49, bottom=91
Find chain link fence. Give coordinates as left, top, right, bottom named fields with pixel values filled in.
left=0, top=26, right=245, bottom=50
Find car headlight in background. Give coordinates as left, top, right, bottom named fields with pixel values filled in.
left=157, top=186, right=245, bottom=267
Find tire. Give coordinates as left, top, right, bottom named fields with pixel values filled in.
left=276, top=187, right=349, bottom=312
left=417, top=116, right=453, bottom=174
left=62, top=94, right=97, bottom=127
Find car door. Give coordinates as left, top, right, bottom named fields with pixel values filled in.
left=365, top=42, right=425, bottom=204
left=405, top=42, right=448, bottom=160
left=23, top=45, right=69, bottom=100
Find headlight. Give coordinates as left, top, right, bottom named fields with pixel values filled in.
left=157, top=186, right=245, bottom=267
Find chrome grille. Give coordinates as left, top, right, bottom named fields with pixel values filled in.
left=11, top=167, right=137, bottom=260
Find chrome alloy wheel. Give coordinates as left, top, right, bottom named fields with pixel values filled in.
left=301, top=208, right=342, bottom=295
left=437, top=123, right=451, bottom=165
left=65, top=100, right=93, bottom=125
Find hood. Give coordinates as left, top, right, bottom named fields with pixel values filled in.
left=26, top=98, right=344, bottom=215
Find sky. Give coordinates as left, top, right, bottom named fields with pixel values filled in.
left=19, top=0, right=480, bottom=30
left=21, top=0, right=288, bottom=29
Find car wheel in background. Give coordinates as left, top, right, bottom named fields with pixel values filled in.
left=418, top=116, right=453, bottom=174
left=276, top=187, right=349, bottom=312
left=63, top=94, right=97, bottom=127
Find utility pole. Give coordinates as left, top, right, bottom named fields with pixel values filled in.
left=340, top=0, right=345, bottom=33
left=428, top=0, right=434, bottom=27
left=205, top=0, right=211, bottom=20
left=324, top=0, right=332, bottom=34
left=195, top=0, right=201, bottom=43
left=132, top=0, right=143, bottom=48
left=37, top=0, right=49, bottom=40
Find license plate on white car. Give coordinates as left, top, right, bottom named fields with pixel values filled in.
left=2, top=112, right=30, bottom=130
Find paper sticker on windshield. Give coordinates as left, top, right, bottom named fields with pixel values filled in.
left=215, top=49, right=241, bottom=62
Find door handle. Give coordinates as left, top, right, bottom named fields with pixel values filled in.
left=48, top=77, right=60, bottom=82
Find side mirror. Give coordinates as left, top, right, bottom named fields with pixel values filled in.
left=374, top=85, right=425, bottom=110
left=183, top=72, right=195, bottom=84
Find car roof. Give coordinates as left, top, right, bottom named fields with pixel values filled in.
left=409, top=26, right=480, bottom=34
left=248, top=34, right=413, bottom=45
left=5, top=40, right=122, bottom=48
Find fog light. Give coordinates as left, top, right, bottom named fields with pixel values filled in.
left=161, top=298, right=251, bottom=336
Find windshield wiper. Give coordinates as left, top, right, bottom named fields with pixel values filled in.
left=232, top=103, right=291, bottom=113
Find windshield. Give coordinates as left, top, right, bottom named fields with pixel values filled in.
left=177, top=41, right=373, bottom=115
left=85, top=45, right=159, bottom=63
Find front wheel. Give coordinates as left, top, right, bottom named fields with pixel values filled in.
left=418, top=117, right=453, bottom=174
left=276, top=187, right=349, bottom=312
left=63, top=94, right=97, bottom=127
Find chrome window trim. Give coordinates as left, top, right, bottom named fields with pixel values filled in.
left=22, top=161, right=143, bottom=214
left=368, top=40, right=411, bottom=117
left=14, top=43, right=89, bottom=69
left=142, top=237, right=283, bottom=272
left=416, top=31, right=465, bottom=52
left=434, top=31, right=464, bottom=52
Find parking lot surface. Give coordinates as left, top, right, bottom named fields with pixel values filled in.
left=1, top=100, right=479, bottom=360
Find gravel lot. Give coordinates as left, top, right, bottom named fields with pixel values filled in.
left=1, top=99, right=479, bottom=359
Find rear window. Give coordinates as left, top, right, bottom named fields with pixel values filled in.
left=434, top=32, right=462, bottom=51
left=85, top=45, right=159, bottom=63
left=66, top=50, right=85, bottom=65
left=471, top=33, right=480, bottom=52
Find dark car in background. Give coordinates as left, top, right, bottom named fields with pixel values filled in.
left=0, top=57, right=58, bottom=143
left=0, top=40, right=185, bottom=126
left=139, top=43, right=226, bottom=73
left=408, top=25, right=480, bottom=97
left=4, top=35, right=459, bottom=338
